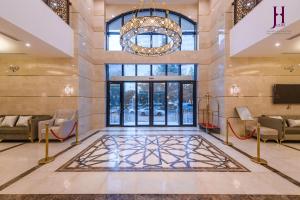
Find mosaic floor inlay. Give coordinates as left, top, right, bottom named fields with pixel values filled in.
left=58, top=135, right=248, bottom=172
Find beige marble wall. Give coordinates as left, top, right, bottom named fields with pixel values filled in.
left=197, top=0, right=226, bottom=128
left=205, top=0, right=300, bottom=134
left=0, top=55, right=78, bottom=115
left=71, top=0, right=106, bottom=132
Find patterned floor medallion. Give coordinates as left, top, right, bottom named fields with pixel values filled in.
left=58, top=135, right=249, bottom=172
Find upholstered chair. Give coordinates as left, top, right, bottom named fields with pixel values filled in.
left=38, top=109, right=78, bottom=142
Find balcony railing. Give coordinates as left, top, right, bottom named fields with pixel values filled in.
left=233, top=0, right=263, bottom=25
left=42, top=0, right=70, bottom=24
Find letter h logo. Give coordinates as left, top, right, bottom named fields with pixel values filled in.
left=272, top=6, right=285, bottom=29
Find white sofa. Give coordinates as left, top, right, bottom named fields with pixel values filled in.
left=38, top=109, right=77, bottom=142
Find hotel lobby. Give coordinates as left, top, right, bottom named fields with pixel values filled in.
left=0, top=0, right=300, bottom=199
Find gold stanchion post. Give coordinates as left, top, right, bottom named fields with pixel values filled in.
left=251, top=123, right=267, bottom=165
left=71, top=121, right=81, bottom=146
left=223, top=118, right=233, bottom=146
left=38, top=124, right=55, bottom=165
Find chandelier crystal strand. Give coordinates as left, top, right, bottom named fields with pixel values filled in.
left=120, top=0, right=182, bottom=56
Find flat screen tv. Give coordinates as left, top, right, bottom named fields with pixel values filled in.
left=273, top=84, right=300, bottom=104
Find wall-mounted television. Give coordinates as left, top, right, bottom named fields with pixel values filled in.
left=273, top=84, right=300, bottom=104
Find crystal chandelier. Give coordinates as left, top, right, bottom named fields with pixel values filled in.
left=120, top=1, right=182, bottom=57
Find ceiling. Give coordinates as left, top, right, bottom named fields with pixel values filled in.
left=0, top=17, right=71, bottom=57
left=105, top=0, right=199, bottom=5
left=0, top=33, right=24, bottom=54
left=233, top=21, right=300, bottom=57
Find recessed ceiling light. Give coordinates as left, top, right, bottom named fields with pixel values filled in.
left=275, top=42, right=281, bottom=47
left=25, top=43, right=31, bottom=47
left=112, top=15, right=115, bottom=18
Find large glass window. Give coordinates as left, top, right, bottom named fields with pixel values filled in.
left=108, top=64, right=122, bottom=79
left=124, top=64, right=136, bottom=76
left=108, top=35, right=122, bottom=51
left=181, top=64, right=195, bottom=77
left=181, top=35, right=196, bottom=50
left=152, top=34, right=167, bottom=48
left=107, top=64, right=197, bottom=80
left=167, top=64, right=180, bottom=76
left=106, top=9, right=197, bottom=51
left=137, top=65, right=151, bottom=76
left=152, top=65, right=166, bottom=76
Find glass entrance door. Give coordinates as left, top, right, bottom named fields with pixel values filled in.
left=137, top=83, right=150, bottom=126
left=109, top=83, right=121, bottom=126
left=167, top=82, right=180, bottom=126
left=153, top=83, right=166, bottom=126
left=182, top=83, right=194, bottom=125
left=108, top=81, right=196, bottom=127
left=124, top=82, right=136, bottom=126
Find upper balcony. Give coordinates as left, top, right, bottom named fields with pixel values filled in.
left=230, top=0, right=300, bottom=57
left=42, top=0, right=70, bottom=24
left=0, top=0, right=73, bottom=57
left=233, top=0, right=263, bottom=25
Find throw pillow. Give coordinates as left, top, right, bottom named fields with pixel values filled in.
left=16, top=116, right=32, bottom=127
left=54, top=118, right=65, bottom=126
left=0, top=117, right=4, bottom=124
left=269, top=116, right=283, bottom=120
left=287, top=119, right=300, bottom=128
left=0, top=116, right=19, bottom=127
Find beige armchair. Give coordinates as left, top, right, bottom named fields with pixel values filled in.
left=38, top=109, right=78, bottom=142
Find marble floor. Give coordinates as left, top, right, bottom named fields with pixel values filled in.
left=211, top=132, right=300, bottom=183
left=0, top=128, right=299, bottom=199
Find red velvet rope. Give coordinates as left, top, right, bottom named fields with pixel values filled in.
left=227, top=121, right=256, bottom=140
left=49, top=122, right=77, bottom=141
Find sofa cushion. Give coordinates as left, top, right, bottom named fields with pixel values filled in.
left=0, top=126, right=29, bottom=134
left=269, top=116, right=283, bottom=120
left=287, top=119, right=300, bottom=128
left=41, top=126, right=60, bottom=134
left=54, top=118, right=65, bottom=126
left=0, top=116, right=19, bottom=127
left=285, top=127, right=300, bottom=135
left=16, top=116, right=32, bottom=127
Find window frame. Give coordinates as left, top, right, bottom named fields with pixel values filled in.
left=106, top=64, right=197, bottom=80
left=106, top=8, right=197, bottom=51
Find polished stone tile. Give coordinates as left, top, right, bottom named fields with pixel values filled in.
left=210, top=133, right=300, bottom=184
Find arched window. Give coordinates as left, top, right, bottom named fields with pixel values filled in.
left=106, top=9, right=197, bottom=51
